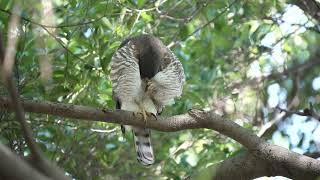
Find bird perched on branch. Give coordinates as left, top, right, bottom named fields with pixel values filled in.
left=110, top=34, right=185, bottom=165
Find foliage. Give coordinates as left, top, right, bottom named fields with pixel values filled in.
left=0, top=0, right=319, bottom=179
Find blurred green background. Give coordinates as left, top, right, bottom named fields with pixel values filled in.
left=0, top=0, right=319, bottom=179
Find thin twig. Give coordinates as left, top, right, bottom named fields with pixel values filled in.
left=156, top=0, right=201, bottom=22
left=183, top=0, right=237, bottom=41
left=168, top=0, right=238, bottom=48
left=228, top=52, right=320, bottom=91
left=258, top=74, right=302, bottom=137
left=276, top=103, right=320, bottom=121
left=40, top=25, right=90, bottom=65
left=0, top=8, right=94, bottom=67
left=0, top=8, right=117, bottom=28
left=270, top=23, right=306, bottom=48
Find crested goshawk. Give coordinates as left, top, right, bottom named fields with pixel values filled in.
left=110, top=34, right=185, bottom=165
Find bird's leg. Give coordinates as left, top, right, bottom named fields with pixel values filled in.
left=141, top=108, right=147, bottom=124
left=135, top=100, right=147, bottom=124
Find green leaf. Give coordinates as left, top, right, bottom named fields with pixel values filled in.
left=137, top=0, right=145, bottom=8
left=141, top=12, right=153, bottom=22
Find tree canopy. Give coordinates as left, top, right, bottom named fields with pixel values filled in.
left=0, top=0, right=319, bottom=179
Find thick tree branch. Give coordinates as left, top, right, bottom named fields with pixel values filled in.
left=0, top=143, right=50, bottom=180
left=212, top=152, right=318, bottom=180
left=0, top=96, right=319, bottom=179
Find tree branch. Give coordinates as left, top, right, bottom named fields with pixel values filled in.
left=228, top=52, right=320, bottom=91
left=276, top=103, right=320, bottom=121
left=0, top=7, right=69, bottom=180
left=0, top=96, right=319, bottom=179
left=0, top=143, right=50, bottom=180
left=0, top=8, right=95, bottom=68
left=257, top=74, right=302, bottom=137
left=1, top=5, right=42, bottom=162
left=211, top=152, right=318, bottom=180
left=168, top=0, right=238, bottom=48
left=0, top=8, right=118, bottom=28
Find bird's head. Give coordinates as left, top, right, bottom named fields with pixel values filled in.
left=138, top=35, right=165, bottom=79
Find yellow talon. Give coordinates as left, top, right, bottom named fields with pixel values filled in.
left=141, top=109, right=147, bottom=124
left=135, top=99, right=147, bottom=124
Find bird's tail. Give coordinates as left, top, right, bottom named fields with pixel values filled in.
left=132, top=127, right=155, bottom=166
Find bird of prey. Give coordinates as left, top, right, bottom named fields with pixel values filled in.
left=110, top=34, right=185, bottom=166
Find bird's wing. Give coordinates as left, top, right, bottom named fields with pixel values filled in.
left=149, top=48, right=185, bottom=105
left=110, top=41, right=141, bottom=103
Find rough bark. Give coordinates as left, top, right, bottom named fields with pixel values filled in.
left=0, top=96, right=319, bottom=179
left=0, top=143, right=51, bottom=180
left=213, top=152, right=318, bottom=180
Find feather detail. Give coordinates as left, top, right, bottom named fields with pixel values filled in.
left=132, top=127, right=155, bottom=166
left=110, top=35, right=185, bottom=166
left=111, top=40, right=158, bottom=165
left=110, top=42, right=141, bottom=102
left=121, top=100, right=156, bottom=166
left=147, top=48, right=185, bottom=106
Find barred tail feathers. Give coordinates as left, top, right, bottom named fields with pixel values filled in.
left=119, top=98, right=156, bottom=166
left=132, top=127, right=155, bottom=166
